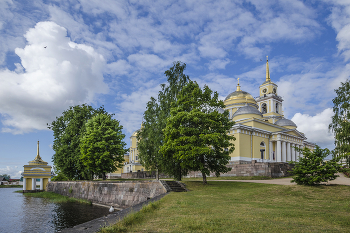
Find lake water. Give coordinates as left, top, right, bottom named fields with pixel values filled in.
left=0, top=188, right=111, bottom=233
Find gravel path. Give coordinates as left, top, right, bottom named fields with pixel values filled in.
left=213, top=173, right=350, bottom=186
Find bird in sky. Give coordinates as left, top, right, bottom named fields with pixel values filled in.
left=44, top=46, right=47, bottom=48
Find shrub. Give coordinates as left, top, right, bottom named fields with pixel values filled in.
left=290, top=146, right=341, bottom=185
left=51, top=173, right=69, bottom=181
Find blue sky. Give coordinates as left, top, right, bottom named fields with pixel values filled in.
left=1, top=0, right=349, bottom=178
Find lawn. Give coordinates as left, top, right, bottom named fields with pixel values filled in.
left=100, top=181, right=350, bottom=233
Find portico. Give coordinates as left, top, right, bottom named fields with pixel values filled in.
left=23, top=141, right=52, bottom=192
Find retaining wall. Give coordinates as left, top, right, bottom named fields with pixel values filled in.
left=186, top=161, right=294, bottom=178
left=46, top=180, right=167, bottom=208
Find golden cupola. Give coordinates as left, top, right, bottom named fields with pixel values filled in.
left=224, top=78, right=258, bottom=108
left=224, top=78, right=259, bottom=118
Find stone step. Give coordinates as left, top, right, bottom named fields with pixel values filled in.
left=165, top=181, right=187, bottom=192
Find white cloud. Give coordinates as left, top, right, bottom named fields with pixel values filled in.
left=327, top=0, right=350, bottom=61
left=0, top=21, right=108, bottom=133
left=0, top=166, right=22, bottom=179
left=207, top=59, right=230, bottom=71
left=292, top=108, right=335, bottom=149
left=115, top=84, right=162, bottom=135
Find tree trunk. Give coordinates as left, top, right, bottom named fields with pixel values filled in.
left=102, top=172, right=106, bottom=180
left=156, top=169, right=159, bottom=180
left=202, top=172, right=207, bottom=184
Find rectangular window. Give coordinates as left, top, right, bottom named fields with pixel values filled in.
left=136, top=156, right=138, bottom=161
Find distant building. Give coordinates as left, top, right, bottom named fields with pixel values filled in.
left=22, top=141, right=52, bottom=191
left=0, top=176, right=8, bottom=185
left=108, top=129, right=145, bottom=178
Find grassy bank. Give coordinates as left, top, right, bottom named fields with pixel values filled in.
left=182, top=176, right=273, bottom=181
left=19, top=191, right=91, bottom=204
left=0, top=185, right=23, bottom=188
left=100, top=181, right=350, bottom=233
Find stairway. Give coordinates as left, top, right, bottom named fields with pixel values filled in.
left=165, top=181, right=187, bottom=192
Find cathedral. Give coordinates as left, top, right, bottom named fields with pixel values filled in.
left=108, top=57, right=315, bottom=178
left=224, top=57, right=314, bottom=164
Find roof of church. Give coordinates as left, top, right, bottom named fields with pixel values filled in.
left=275, top=118, right=297, bottom=127
left=225, top=90, right=255, bottom=101
left=232, top=105, right=263, bottom=118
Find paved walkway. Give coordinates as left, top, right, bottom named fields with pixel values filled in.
left=214, top=173, right=350, bottom=186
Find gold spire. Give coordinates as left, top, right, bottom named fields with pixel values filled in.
left=266, top=56, right=271, bottom=82
left=34, top=141, right=44, bottom=162
left=236, top=78, right=241, bottom=91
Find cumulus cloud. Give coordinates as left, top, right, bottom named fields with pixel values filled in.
left=0, top=166, right=22, bottom=179
left=327, top=0, right=350, bottom=61
left=0, top=21, right=108, bottom=133
left=292, top=108, right=335, bottom=149
left=115, top=84, right=162, bottom=135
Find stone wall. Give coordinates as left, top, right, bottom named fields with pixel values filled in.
left=121, top=171, right=169, bottom=179
left=46, top=180, right=167, bottom=208
left=186, top=161, right=294, bottom=178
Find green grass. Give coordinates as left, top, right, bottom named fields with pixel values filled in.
left=19, top=191, right=91, bottom=204
left=100, top=181, right=350, bottom=232
left=0, top=185, right=23, bottom=188
left=182, top=176, right=273, bottom=181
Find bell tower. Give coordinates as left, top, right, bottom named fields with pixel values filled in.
left=255, top=56, right=283, bottom=123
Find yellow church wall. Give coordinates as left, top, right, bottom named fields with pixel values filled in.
left=239, top=133, right=252, bottom=158
left=43, top=179, right=49, bottom=190
left=233, top=113, right=262, bottom=122
left=26, top=178, right=32, bottom=190
left=253, top=136, right=269, bottom=159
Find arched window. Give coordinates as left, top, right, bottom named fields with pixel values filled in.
left=260, top=141, right=265, bottom=160
left=262, top=103, right=267, bottom=114
left=276, top=103, right=279, bottom=113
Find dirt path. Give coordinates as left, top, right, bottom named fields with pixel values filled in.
left=214, top=173, right=350, bottom=186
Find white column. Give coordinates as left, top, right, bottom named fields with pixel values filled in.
left=40, top=178, right=43, bottom=190
left=291, top=143, right=295, bottom=161
left=282, top=141, right=286, bottom=162
left=286, top=142, right=291, bottom=162
left=269, top=140, right=273, bottom=161
left=276, top=139, right=282, bottom=162
left=31, top=178, right=36, bottom=191
left=295, top=144, right=299, bottom=161
left=23, top=178, right=26, bottom=191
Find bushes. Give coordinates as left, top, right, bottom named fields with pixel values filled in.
left=290, top=146, right=341, bottom=185
left=340, top=167, right=350, bottom=178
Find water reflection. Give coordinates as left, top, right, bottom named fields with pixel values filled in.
left=0, top=188, right=110, bottom=233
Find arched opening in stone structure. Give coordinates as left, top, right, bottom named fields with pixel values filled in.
left=276, top=103, right=279, bottom=113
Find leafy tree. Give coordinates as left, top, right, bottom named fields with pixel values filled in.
left=1, top=174, right=10, bottom=180
left=329, top=79, right=350, bottom=167
left=49, top=104, right=108, bottom=180
left=137, top=97, right=163, bottom=179
left=80, top=113, right=127, bottom=180
left=138, top=61, right=190, bottom=180
left=160, top=81, right=235, bottom=184
left=290, top=146, right=340, bottom=185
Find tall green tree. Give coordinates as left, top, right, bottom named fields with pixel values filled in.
left=138, top=61, right=190, bottom=180
left=160, top=81, right=235, bottom=184
left=329, top=79, right=350, bottom=166
left=49, top=104, right=107, bottom=180
left=80, top=113, right=127, bottom=180
left=290, top=146, right=340, bottom=185
left=137, top=97, right=163, bottom=179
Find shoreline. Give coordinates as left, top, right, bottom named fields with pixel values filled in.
left=59, top=193, right=168, bottom=233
